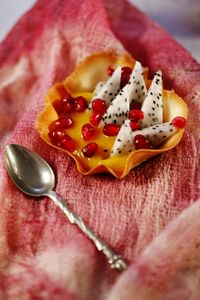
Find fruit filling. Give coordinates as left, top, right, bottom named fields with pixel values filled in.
left=36, top=53, right=188, bottom=177
left=48, top=61, right=186, bottom=166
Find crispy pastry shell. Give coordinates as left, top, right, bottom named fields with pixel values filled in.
left=36, top=52, right=188, bottom=178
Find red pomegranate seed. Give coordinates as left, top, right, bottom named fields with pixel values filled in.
left=172, top=116, right=186, bottom=128
left=129, top=109, right=144, bottom=121
left=82, top=123, right=95, bottom=140
left=92, top=99, right=107, bottom=115
left=82, top=142, right=98, bottom=158
left=107, top=66, right=114, bottom=76
left=90, top=112, right=102, bottom=126
left=103, top=123, right=120, bottom=136
left=48, top=116, right=73, bottom=131
left=48, top=129, right=65, bottom=145
left=130, top=121, right=140, bottom=131
left=63, top=97, right=75, bottom=113
left=53, top=95, right=75, bottom=115
left=120, top=66, right=132, bottom=88
left=130, top=101, right=142, bottom=110
left=60, top=135, right=75, bottom=152
left=121, top=66, right=132, bottom=77
left=75, top=96, right=88, bottom=112
left=134, top=134, right=152, bottom=150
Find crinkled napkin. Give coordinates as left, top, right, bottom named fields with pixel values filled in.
left=0, top=0, right=200, bottom=299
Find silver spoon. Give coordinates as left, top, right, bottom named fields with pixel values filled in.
left=3, top=144, right=127, bottom=271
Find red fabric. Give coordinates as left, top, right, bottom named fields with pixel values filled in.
left=0, top=0, right=200, bottom=299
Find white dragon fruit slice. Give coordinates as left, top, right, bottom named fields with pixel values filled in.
left=93, top=81, right=105, bottom=95
left=128, top=61, right=147, bottom=104
left=132, top=122, right=177, bottom=147
left=92, top=66, right=121, bottom=107
left=140, top=70, right=163, bottom=128
left=101, top=84, right=130, bottom=125
left=111, top=120, right=134, bottom=156
left=101, top=61, right=147, bottom=125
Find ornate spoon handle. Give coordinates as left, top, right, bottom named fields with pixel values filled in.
left=47, top=190, right=127, bottom=271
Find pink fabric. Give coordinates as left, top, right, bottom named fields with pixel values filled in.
left=0, top=0, right=200, bottom=299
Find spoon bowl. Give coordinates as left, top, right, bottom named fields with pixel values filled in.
left=3, top=144, right=127, bottom=271
left=4, top=144, right=55, bottom=197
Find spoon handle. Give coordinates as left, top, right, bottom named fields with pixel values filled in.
left=47, top=190, right=127, bottom=271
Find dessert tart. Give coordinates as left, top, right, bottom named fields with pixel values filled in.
left=36, top=52, right=188, bottom=178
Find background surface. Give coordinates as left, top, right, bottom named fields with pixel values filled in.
left=0, top=0, right=199, bottom=62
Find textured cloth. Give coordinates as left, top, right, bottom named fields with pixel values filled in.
left=0, top=0, right=200, bottom=299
